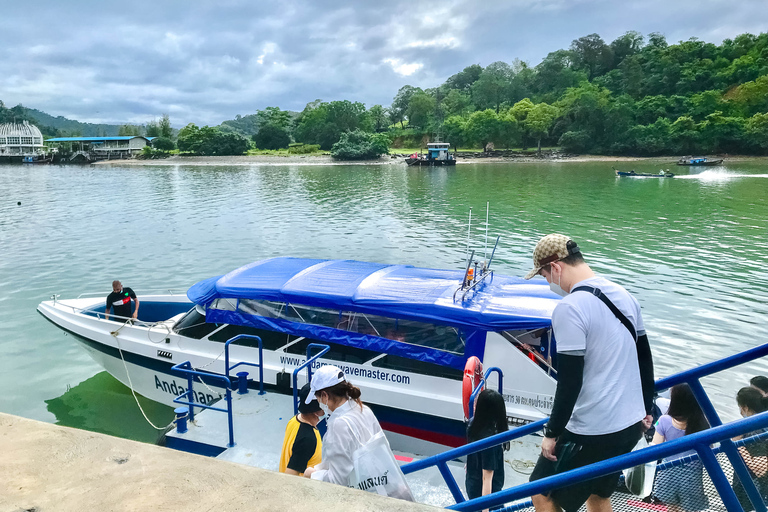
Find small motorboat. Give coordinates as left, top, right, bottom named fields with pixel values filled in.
left=676, top=156, right=724, bottom=166
left=405, top=143, right=457, bottom=166
left=614, top=168, right=675, bottom=178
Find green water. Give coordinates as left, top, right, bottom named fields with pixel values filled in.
left=1, top=160, right=766, bottom=443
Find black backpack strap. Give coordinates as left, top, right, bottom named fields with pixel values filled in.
left=571, top=285, right=637, bottom=342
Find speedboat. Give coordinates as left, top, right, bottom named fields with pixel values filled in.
left=37, top=257, right=560, bottom=448
left=676, top=156, right=724, bottom=166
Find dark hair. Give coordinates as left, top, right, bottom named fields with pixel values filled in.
left=467, top=389, right=509, bottom=444
left=321, top=380, right=363, bottom=409
left=737, top=387, right=768, bottom=414
left=667, top=383, right=709, bottom=436
left=750, top=376, right=768, bottom=394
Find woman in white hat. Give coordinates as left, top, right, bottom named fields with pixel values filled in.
left=302, top=365, right=383, bottom=485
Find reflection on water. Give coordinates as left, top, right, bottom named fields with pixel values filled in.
left=45, top=371, right=174, bottom=444
left=1, top=160, right=767, bottom=440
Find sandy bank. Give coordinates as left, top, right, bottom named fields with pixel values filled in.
left=0, top=412, right=440, bottom=512
left=92, top=153, right=763, bottom=167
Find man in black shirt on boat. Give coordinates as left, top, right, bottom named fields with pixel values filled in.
left=105, top=280, right=139, bottom=321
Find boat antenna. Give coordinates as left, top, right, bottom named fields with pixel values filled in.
left=465, top=208, right=472, bottom=264
left=484, top=202, right=489, bottom=263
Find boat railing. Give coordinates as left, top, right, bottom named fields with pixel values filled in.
left=224, top=335, right=265, bottom=396
left=467, top=366, right=503, bottom=421
left=292, top=343, right=331, bottom=415
left=171, top=334, right=265, bottom=448
left=75, top=289, right=188, bottom=299
left=402, top=341, right=768, bottom=512
left=171, top=361, right=236, bottom=447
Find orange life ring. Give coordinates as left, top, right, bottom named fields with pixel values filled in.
left=462, top=356, right=483, bottom=420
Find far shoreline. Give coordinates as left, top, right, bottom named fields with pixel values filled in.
left=92, top=153, right=766, bottom=167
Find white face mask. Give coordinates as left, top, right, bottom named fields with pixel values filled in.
left=318, top=394, right=331, bottom=417
left=548, top=265, right=568, bottom=297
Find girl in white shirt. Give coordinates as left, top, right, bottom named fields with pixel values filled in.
left=302, top=365, right=382, bottom=485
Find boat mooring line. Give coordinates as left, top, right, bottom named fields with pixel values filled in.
left=112, top=323, right=175, bottom=431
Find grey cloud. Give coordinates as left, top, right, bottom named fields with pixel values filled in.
left=0, top=0, right=764, bottom=126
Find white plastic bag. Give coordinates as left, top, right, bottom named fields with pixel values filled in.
left=623, top=437, right=657, bottom=498
left=343, top=418, right=414, bottom=501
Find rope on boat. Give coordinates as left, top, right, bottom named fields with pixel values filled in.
left=111, top=320, right=175, bottom=431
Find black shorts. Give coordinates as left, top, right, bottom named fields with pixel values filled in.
left=529, top=421, right=643, bottom=512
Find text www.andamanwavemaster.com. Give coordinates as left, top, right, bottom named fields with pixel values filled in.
left=279, top=356, right=411, bottom=385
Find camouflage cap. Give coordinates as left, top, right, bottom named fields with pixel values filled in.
left=523, top=234, right=578, bottom=280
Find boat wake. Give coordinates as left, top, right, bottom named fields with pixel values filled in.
left=676, top=171, right=768, bottom=180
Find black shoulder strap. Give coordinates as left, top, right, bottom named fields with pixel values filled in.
left=571, top=285, right=637, bottom=342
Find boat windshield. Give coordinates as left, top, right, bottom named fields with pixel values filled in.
left=211, top=298, right=467, bottom=355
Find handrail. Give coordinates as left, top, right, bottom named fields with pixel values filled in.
left=450, top=410, right=768, bottom=512
left=224, top=335, right=264, bottom=396
left=404, top=341, right=768, bottom=512
left=468, top=367, right=503, bottom=421
left=76, top=289, right=188, bottom=299
left=171, top=361, right=235, bottom=447
left=292, top=343, right=331, bottom=415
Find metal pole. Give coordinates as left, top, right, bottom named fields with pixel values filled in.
left=690, top=379, right=766, bottom=512
left=465, top=208, right=472, bottom=264
left=484, top=202, right=489, bottom=263
left=186, top=373, right=195, bottom=423
left=438, top=461, right=465, bottom=504
left=226, top=387, right=235, bottom=448
left=697, top=445, right=744, bottom=512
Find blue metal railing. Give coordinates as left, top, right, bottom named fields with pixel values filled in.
left=224, top=335, right=265, bottom=396
left=454, top=411, right=768, bottom=512
left=468, top=366, right=503, bottom=421
left=171, top=361, right=236, bottom=447
left=402, top=341, right=768, bottom=512
left=171, top=334, right=265, bottom=448
left=292, top=343, right=330, bottom=415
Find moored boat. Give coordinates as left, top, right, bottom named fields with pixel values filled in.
left=676, top=156, right=724, bottom=166
left=38, top=257, right=560, bottom=448
left=405, top=143, right=457, bottom=166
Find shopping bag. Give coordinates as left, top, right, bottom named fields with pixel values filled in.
left=623, top=437, right=657, bottom=498
left=343, top=417, right=414, bottom=501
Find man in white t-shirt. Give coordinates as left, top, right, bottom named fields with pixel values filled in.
left=525, top=234, right=655, bottom=512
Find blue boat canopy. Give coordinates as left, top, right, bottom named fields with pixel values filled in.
left=188, top=257, right=558, bottom=332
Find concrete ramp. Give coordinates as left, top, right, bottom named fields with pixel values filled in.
left=0, top=412, right=441, bottom=512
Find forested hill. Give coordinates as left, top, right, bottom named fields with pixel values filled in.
left=0, top=102, right=123, bottom=137
left=22, top=107, right=122, bottom=137
left=376, top=31, right=768, bottom=155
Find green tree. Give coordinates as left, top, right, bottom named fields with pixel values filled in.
left=746, top=113, right=768, bottom=152
left=444, top=64, right=483, bottom=92
left=159, top=114, right=173, bottom=138
left=330, top=130, right=390, bottom=160
left=391, top=85, right=417, bottom=128
left=294, top=100, right=369, bottom=149
left=442, top=90, right=473, bottom=118
left=368, top=105, right=389, bottom=132
left=152, top=136, right=175, bottom=151
left=524, top=103, right=560, bottom=153
left=118, top=124, right=141, bottom=136
left=407, top=91, right=435, bottom=129
left=570, top=34, right=614, bottom=80
left=253, top=124, right=291, bottom=149
left=471, top=61, right=514, bottom=113
left=465, top=109, right=502, bottom=149
left=443, top=116, right=468, bottom=148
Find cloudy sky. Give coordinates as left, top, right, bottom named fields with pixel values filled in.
left=1, top=1, right=765, bottom=127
